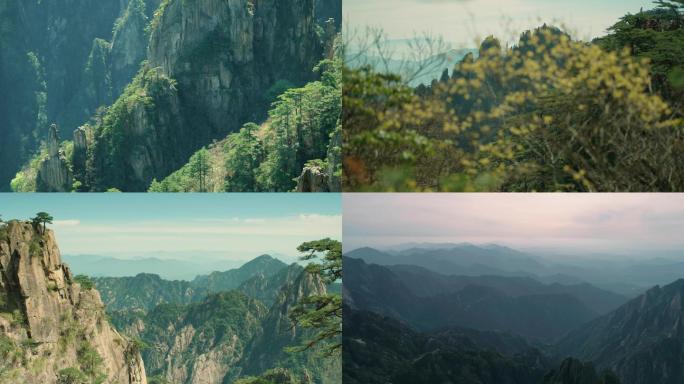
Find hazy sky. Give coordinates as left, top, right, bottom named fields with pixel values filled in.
left=346, top=0, right=655, bottom=47
left=343, top=194, right=684, bottom=256
left=0, top=194, right=341, bottom=262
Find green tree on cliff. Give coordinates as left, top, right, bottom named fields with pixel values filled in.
left=189, top=147, right=211, bottom=192
left=31, top=212, right=53, bottom=234
left=287, top=238, right=342, bottom=357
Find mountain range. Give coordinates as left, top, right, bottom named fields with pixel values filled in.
left=344, top=245, right=684, bottom=384
left=345, top=256, right=626, bottom=342
left=346, top=245, right=684, bottom=296
left=0, top=219, right=339, bottom=383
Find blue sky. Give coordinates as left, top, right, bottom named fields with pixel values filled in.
left=343, top=194, right=684, bottom=257
left=346, top=0, right=656, bottom=47
left=0, top=194, right=341, bottom=261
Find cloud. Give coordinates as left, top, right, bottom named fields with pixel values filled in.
left=52, top=220, right=81, bottom=227
left=343, top=194, right=684, bottom=255
left=51, top=214, right=342, bottom=256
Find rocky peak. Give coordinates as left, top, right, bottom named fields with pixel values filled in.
left=37, top=124, right=73, bottom=192
left=0, top=220, right=147, bottom=383
left=89, top=0, right=324, bottom=190
left=47, top=124, right=60, bottom=157
left=243, top=269, right=328, bottom=376
left=557, top=278, right=684, bottom=384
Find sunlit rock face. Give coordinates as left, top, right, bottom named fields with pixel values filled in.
left=0, top=221, right=147, bottom=383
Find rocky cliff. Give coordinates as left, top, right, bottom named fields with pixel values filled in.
left=558, top=279, right=684, bottom=384
left=0, top=0, right=154, bottom=190
left=36, top=124, right=72, bottom=192
left=243, top=267, right=341, bottom=383
left=87, top=0, right=325, bottom=191
left=105, top=266, right=338, bottom=383
left=0, top=220, right=147, bottom=383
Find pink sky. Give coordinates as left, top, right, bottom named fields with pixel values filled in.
left=343, top=194, right=684, bottom=256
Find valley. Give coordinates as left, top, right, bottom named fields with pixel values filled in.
left=0, top=217, right=341, bottom=383
left=341, top=193, right=684, bottom=384
left=344, top=242, right=684, bottom=384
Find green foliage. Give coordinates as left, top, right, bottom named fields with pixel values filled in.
left=266, top=80, right=296, bottom=104
left=88, top=66, right=177, bottom=191
left=235, top=368, right=304, bottom=384
left=146, top=0, right=172, bottom=35
left=189, top=147, right=211, bottom=192
left=74, top=275, right=95, bottom=290
left=288, top=239, right=342, bottom=356
left=10, top=309, right=26, bottom=327
left=598, top=6, right=684, bottom=105
left=152, top=56, right=342, bottom=192
left=147, top=376, right=170, bottom=384
left=77, top=340, right=105, bottom=381
left=57, top=367, right=88, bottom=384
left=0, top=336, right=19, bottom=363
left=345, top=25, right=684, bottom=191
left=10, top=145, right=47, bottom=192
left=223, top=123, right=264, bottom=192
left=254, top=59, right=341, bottom=191
left=31, top=211, right=53, bottom=234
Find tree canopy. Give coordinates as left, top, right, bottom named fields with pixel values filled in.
left=288, top=238, right=342, bottom=357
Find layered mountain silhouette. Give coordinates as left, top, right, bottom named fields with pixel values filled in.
left=345, top=256, right=625, bottom=342
left=346, top=246, right=684, bottom=297
left=94, top=255, right=288, bottom=311
left=344, top=245, right=684, bottom=384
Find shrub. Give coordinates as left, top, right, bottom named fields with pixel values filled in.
left=73, top=275, right=95, bottom=290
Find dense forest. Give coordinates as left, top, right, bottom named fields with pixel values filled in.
left=344, top=0, right=684, bottom=191
left=1, top=0, right=341, bottom=192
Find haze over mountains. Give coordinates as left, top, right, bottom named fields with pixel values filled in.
left=347, top=243, right=684, bottom=296
left=344, top=242, right=684, bottom=384
left=62, top=252, right=298, bottom=281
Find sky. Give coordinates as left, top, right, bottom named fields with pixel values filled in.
left=0, top=194, right=341, bottom=262
left=343, top=194, right=684, bottom=256
left=346, top=0, right=656, bottom=47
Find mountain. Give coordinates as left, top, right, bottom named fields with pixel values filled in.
left=542, top=358, right=621, bottom=384
left=5, top=0, right=342, bottom=192
left=343, top=306, right=550, bottom=384
left=344, top=257, right=600, bottom=342
left=0, top=220, right=146, bottom=383
left=0, top=0, right=159, bottom=190
left=346, top=245, right=548, bottom=277
left=387, top=263, right=626, bottom=315
left=63, top=254, right=222, bottom=280
left=93, top=254, right=288, bottom=311
left=242, top=267, right=341, bottom=382
left=192, top=255, right=288, bottom=292
left=347, top=48, right=478, bottom=86
left=237, top=264, right=306, bottom=307
left=558, top=279, right=684, bottom=384
left=346, top=245, right=684, bottom=297
left=111, top=268, right=339, bottom=384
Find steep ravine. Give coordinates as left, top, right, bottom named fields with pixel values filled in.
left=0, top=0, right=159, bottom=190
left=86, top=0, right=327, bottom=191
left=0, top=220, right=146, bottom=383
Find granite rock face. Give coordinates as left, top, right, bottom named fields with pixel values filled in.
left=0, top=220, right=147, bottom=383
left=36, top=124, right=72, bottom=192
left=296, top=164, right=330, bottom=192
left=88, top=0, right=324, bottom=191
